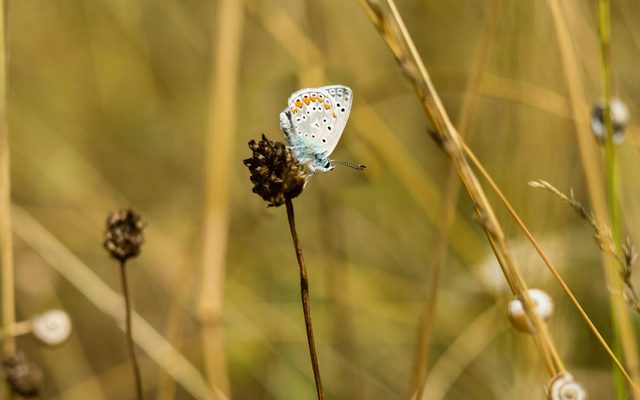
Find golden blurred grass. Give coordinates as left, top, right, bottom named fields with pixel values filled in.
left=3, top=0, right=640, bottom=399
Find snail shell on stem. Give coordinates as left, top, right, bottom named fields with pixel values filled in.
left=32, top=309, right=72, bottom=346
left=547, top=372, right=586, bottom=400
left=507, top=288, right=554, bottom=333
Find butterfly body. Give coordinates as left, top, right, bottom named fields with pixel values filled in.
left=280, top=85, right=353, bottom=173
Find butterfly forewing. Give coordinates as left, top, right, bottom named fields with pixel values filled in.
left=286, top=88, right=338, bottom=155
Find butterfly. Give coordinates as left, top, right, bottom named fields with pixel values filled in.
left=279, top=85, right=364, bottom=173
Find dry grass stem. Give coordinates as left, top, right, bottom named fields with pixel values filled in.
left=358, top=0, right=565, bottom=380
left=547, top=0, right=640, bottom=393
left=465, top=151, right=639, bottom=392
left=198, top=0, right=245, bottom=395
left=0, top=0, right=15, bottom=356
left=530, top=180, right=640, bottom=318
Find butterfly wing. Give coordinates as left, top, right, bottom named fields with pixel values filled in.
left=283, top=88, right=338, bottom=159
left=318, top=85, right=353, bottom=155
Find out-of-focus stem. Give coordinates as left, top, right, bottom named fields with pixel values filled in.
left=120, top=261, right=144, bottom=400
left=0, top=0, right=15, bottom=356
left=409, top=1, right=504, bottom=397
left=358, top=0, right=565, bottom=381
left=597, top=1, right=631, bottom=398
left=198, top=0, right=244, bottom=396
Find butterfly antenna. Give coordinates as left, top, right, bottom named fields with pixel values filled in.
left=332, top=160, right=366, bottom=170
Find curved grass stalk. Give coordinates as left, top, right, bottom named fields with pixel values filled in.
left=357, top=0, right=565, bottom=380
left=463, top=143, right=640, bottom=393
left=547, top=0, right=640, bottom=396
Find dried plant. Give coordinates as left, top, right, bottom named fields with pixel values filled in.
left=244, top=134, right=309, bottom=207
left=2, top=350, right=43, bottom=397
left=104, top=208, right=146, bottom=400
left=357, top=0, right=568, bottom=395
left=530, top=180, right=640, bottom=313
left=244, top=135, right=322, bottom=399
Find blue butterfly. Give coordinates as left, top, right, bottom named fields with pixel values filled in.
left=280, top=85, right=364, bottom=173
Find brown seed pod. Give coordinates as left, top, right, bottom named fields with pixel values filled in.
left=243, top=134, right=309, bottom=207
left=104, top=208, right=146, bottom=263
left=2, top=351, right=43, bottom=397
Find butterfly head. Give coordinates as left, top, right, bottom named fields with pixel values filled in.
left=309, top=156, right=335, bottom=173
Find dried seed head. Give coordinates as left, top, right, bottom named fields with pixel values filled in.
left=104, top=208, right=146, bottom=263
left=547, top=372, right=586, bottom=400
left=243, top=134, right=310, bottom=207
left=2, top=351, right=43, bottom=397
left=591, top=98, right=629, bottom=145
left=507, top=288, right=554, bottom=333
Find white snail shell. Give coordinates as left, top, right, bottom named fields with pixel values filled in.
left=507, top=288, right=554, bottom=333
left=32, top=309, right=72, bottom=346
left=591, top=98, right=629, bottom=145
left=547, top=373, right=587, bottom=400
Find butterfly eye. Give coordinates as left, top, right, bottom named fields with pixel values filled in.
left=324, top=161, right=331, bottom=169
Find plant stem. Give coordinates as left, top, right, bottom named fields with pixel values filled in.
left=120, top=260, right=143, bottom=400
left=198, top=0, right=244, bottom=394
left=598, top=1, right=628, bottom=398
left=358, top=0, right=565, bottom=379
left=0, top=0, right=15, bottom=357
left=285, top=198, right=323, bottom=400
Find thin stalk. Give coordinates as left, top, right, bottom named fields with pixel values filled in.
left=198, top=0, right=244, bottom=395
left=119, top=260, right=143, bottom=400
left=285, top=198, right=324, bottom=400
left=0, top=0, right=14, bottom=356
left=598, top=1, right=626, bottom=397
left=547, top=0, right=640, bottom=395
left=0, top=320, right=32, bottom=341
left=464, top=143, right=640, bottom=393
left=358, top=0, right=565, bottom=379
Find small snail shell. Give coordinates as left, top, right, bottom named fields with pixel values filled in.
left=507, top=288, right=554, bottom=333
left=32, top=309, right=72, bottom=346
left=591, top=98, right=629, bottom=145
left=547, top=373, right=586, bottom=400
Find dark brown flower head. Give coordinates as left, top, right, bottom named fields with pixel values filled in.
left=104, top=208, right=146, bottom=263
left=243, top=134, right=309, bottom=207
left=2, top=351, right=43, bottom=397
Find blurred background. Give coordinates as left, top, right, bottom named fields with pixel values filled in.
left=5, top=0, right=640, bottom=398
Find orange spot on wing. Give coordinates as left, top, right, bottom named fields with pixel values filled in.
left=318, top=97, right=324, bottom=103
left=311, top=95, right=317, bottom=102
left=303, top=97, right=310, bottom=105
left=291, top=108, right=297, bottom=114
left=332, top=111, right=337, bottom=118
left=295, top=100, right=303, bottom=108
left=324, top=103, right=331, bottom=110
